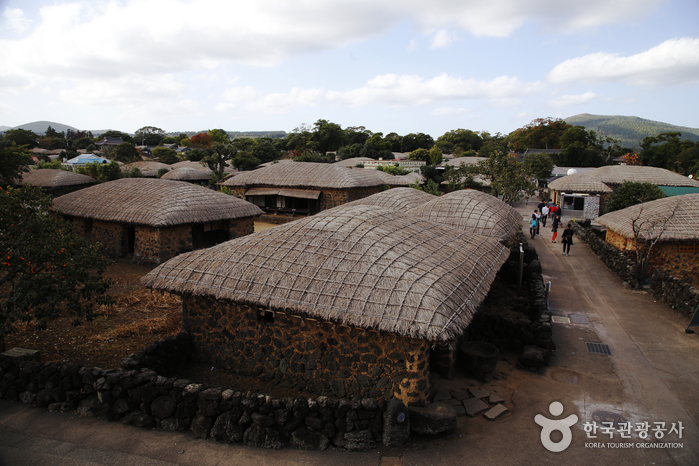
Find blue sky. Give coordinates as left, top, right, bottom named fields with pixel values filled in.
left=1, top=0, right=698, bottom=138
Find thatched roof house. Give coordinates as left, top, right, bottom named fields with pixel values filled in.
left=161, top=167, right=212, bottom=183
left=143, top=205, right=509, bottom=403
left=341, top=187, right=436, bottom=211
left=596, top=194, right=699, bottom=284
left=20, top=169, right=97, bottom=196
left=582, top=165, right=699, bottom=188
left=222, top=162, right=385, bottom=218
left=365, top=169, right=414, bottom=187
left=122, top=161, right=171, bottom=177
left=408, top=189, right=521, bottom=241
left=53, top=178, right=262, bottom=264
left=548, top=174, right=613, bottom=194
left=334, top=157, right=374, bottom=168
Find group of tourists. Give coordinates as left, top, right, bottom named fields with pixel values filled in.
left=528, top=201, right=574, bottom=256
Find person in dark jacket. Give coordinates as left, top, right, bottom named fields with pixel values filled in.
left=561, top=222, right=574, bottom=256
left=551, top=215, right=560, bottom=242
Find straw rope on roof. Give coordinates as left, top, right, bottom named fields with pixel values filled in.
left=596, top=194, right=699, bottom=242
left=342, top=187, right=437, bottom=211
left=441, top=157, right=487, bottom=168
left=142, top=205, right=509, bottom=341
left=582, top=165, right=699, bottom=187
left=407, top=189, right=521, bottom=240
left=161, top=167, right=212, bottom=181
left=365, top=169, right=413, bottom=186
left=21, top=169, right=97, bottom=188
left=122, top=161, right=171, bottom=177
left=222, top=162, right=385, bottom=190
left=548, top=174, right=613, bottom=193
left=334, top=157, right=374, bottom=168
left=403, top=172, right=426, bottom=185
left=170, top=161, right=213, bottom=173
left=53, top=178, right=263, bottom=228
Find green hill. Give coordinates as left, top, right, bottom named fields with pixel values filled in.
left=565, top=114, right=699, bottom=149
left=11, top=120, right=80, bottom=135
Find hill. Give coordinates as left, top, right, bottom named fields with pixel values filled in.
left=10, top=120, right=80, bottom=135
left=565, top=114, right=699, bottom=149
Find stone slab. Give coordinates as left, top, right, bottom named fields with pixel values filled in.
left=489, top=394, right=505, bottom=404
left=468, top=388, right=490, bottom=399
left=432, top=390, right=451, bottom=402
left=450, top=390, right=470, bottom=401
left=462, top=398, right=489, bottom=417
left=453, top=406, right=466, bottom=417
left=444, top=399, right=463, bottom=407
left=484, top=404, right=508, bottom=420
left=2, top=348, right=39, bottom=360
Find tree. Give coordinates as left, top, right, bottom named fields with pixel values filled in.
left=605, top=181, right=665, bottom=213
left=3, top=129, right=40, bottom=149
left=0, top=186, right=113, bottom=349
left=377, top=164, right=408, bottom=176
left=75, top=162, right=122, bottom=183
left=190, top=132, right=213, bottom=149
left=208, top=129, right=229, bottom=144
left=99, top=130, right=134, bottom=145
left=250, top=138, right=280, bottom=164
left=232, top=153, right=260, bottom=170
left=0, top=144, right=33, bottom=185
left=621, top=153, right=642, bottom=166
left=628, top=201, right=678, bottom=287
left=151, top=147, right=179, bottom=164
left=408, top=148, right=430, bottom=162
left=312, top=119, right=345, bottom=154
left=507, top=117, right=572, bottom=152
left=292, top=151, right=334, bottom=163
left=38, top=137, right=67, bottom=150
left=134, top=126, right=165, bottom=146
left=436, top=129, right=483, bottom=154
left=344, top=126, right=372, bottom=146
left=72, top=137, right=93, bottom=150
left=201, top=143, right=233, bottom=182
left=401, top=133, right=434, bottom=152
left=112, top=142, right=141, bottom=163
left=44, top=126, right=63, bottom=138
left=472, top=152, right=535, bottom=203
left=409, top=178, right=440, bottom=196
left=640, top=132, right=692, bottom=171
left=336, top=143, right=363, bottom=160
left=523, top=153, right=554, bottom=188
left=186, top=148, right=210, bottom=162
left=558, top=126, right=606, bottom=167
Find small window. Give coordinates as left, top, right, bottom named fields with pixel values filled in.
left=258, top=309, right=274, bottom=323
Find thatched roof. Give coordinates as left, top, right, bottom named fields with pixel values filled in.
left=596, top=194, right=699, bottom=242
left=408, top=189, right=521, bottom=240
left=403, top=172, right=425, bottom=185
left=21, top=169, right=97, bottom=188
left=122, top=161, right=171, bottom=177
left=342, top=187, right=437, bottom=211
left=334, top=157, right=374, bottom=168
left=582, top=165, right=699, bottom=187
left=170, top=161, right=213, bottom=173
left=53, top=178, right=263, bottom=227
left=142, top=205, right=509, bottom=341
left=442, top=157, right=487, bottom=168
left=161, top=167, right=212, bottom=181
left=223, top=162, right=385, bottom=189
left=365, top=169, right=414, bottom=187
left=548, top=174, right=613, bottom=193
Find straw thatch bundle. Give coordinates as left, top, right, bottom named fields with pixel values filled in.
left=342, top=187, right=436, bottom=211
left=142, top=205, right=509, bottom=341
left=21, top=169, right=96, bottom=188
left=408, top=189, right=521, bottom=240
left=582, top=165, right=699, bottom=187
left=160, top=167, right=212, bottom=182
left=223, top=162, right=385, bottom=189
left=53, top=178, right=263, bottom=227
left=122, top=161, right=171, bottom=177
left=596, top=194, right=699, bottom=242
left=548, top=174, right=613, bottom=193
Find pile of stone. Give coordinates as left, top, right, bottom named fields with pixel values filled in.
left=427, top=388, right=508, bottom=421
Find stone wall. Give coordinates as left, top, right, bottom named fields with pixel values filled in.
left=229, top=217, right=255, bottom=239
left=92, top=220, right=128, bottom=257
left=183, top=296, right=431, bottom=406
left=0, top=331, right=411, bottom=450
left=134, top=224, right=192, bottom=264
left=651, top=242, right=699, bottom=286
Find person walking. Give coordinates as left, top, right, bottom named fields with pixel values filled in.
left=534, top=210, right=541, bottom=236
left=529, top=214, right=538, bottom=239
left=551, top=215, right=560, bottom=242
left=562, top=222, right=574, bottom=256
left=541, top=204, right=549, bottom=227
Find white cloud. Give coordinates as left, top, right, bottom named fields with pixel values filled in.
left=430, top=29, right=457, bottom=49
left=2, top=8, right=31, bottom=33
left=218, top=73, right=541, bottom=113
left=431, top=107, right=469, bottom=116
left=548, top=37, right=699, bottom=85
left=59, top=75, right=185, bottom=108
left=548, top=91, right=598, bottom=107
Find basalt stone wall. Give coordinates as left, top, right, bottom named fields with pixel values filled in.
left=135, top=224, right=192, bottom=264
left=0, top=331, right=411, bottom=451
left=183, top=296, right=431, bottom=406
left=91, top=220, right=128, bottom=257
left=229, top=217, right=255, bottom=239
left=574, top=224, right=698, bottom=315
left=318, top=187, right=381, bottom=211
left=652, top=242, right=699, bottom=286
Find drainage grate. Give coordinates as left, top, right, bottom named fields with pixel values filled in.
left=586, top=342, right=612, bottom=355
left=551, top=316, right=571, bottom=324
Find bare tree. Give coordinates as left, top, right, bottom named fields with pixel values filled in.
left=629, top=201, right=677, bottom=286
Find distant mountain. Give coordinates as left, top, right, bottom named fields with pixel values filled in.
left=10, top=120, right=80, bottom=135
left=565, top=114, right=699, bottom=149
left=0, top=125, right=12, bottom=132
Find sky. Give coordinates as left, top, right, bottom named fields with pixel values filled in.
left=0, top=0, right=698, bottom=138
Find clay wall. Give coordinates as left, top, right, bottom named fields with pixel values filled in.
left=183, top=296, right=431, bottom=406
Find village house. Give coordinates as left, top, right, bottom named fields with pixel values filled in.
left=52, top=178, right=263, bottom=264
left=547, top=174, right=613, bottom=220
left=19, top=168, right=97, bottom=197
left=340, top=187, right=437, bottom=211
left=142, top=205, right=509, bottom=406
left=222, top=162, right=385, bottom=220
left=596, top=193, right=699, bottom=285
left=121, top=161, right=171, bottom=177
left=160, top=167, right=212, bottom=185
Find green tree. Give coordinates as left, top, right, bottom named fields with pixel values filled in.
left=401, top=133, right=434, bottom=152
left=344, top=126, right=372, bottom=146
left=377, top=164, right=408, bottom=176
left=186, top=148, right=210, bottom=162
left=99, top=130, right=134, bottom=144
left=160, top=137, right=179, bottom=145
left=3, top=129, right=40, bottom=149
left=75, top=162, right=122, bottom=183
left=201, top=143, right=233, bottom=183
left=151, top=147, right=179, bottom=164
left=507, top=117, right=572, bottom=152
left=208, top=129, right=229, bottom=144
left=408, top=148, right=430, bottom=162
left=293, top=151, right=334, bottom=163
left=640, top=132, right=692, bottom=170
left=251, top=138, right=280, bottom=164
left=0, top=144, right=33, bottom=185
left=523, top=153, right=554, bottom=188
left=409, top=178, right=440, bottom=196
left=232, top=152, right=260, bottom=170
left=436, top=129, right=483, bottom=154
left=312, top=119, right=345, bottom=154
left=473, top=152, right=535, bottom=203
left=134, top=126, right=166, bottom=146
left=336, top=143, right=363, bottom=160
left=38, top=137, right=67, bottom=150
left=72, top=137, right=93, bottom=150
left=0, top=186, right=113, bottom=349
left=558, top=126, right=605, bottom=167
left=605, top=182, right=666, bottom=213
left=112, top=142, right=141, bottom=163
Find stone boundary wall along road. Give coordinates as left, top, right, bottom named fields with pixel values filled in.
left=0, top=331, right=412, bottom=451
